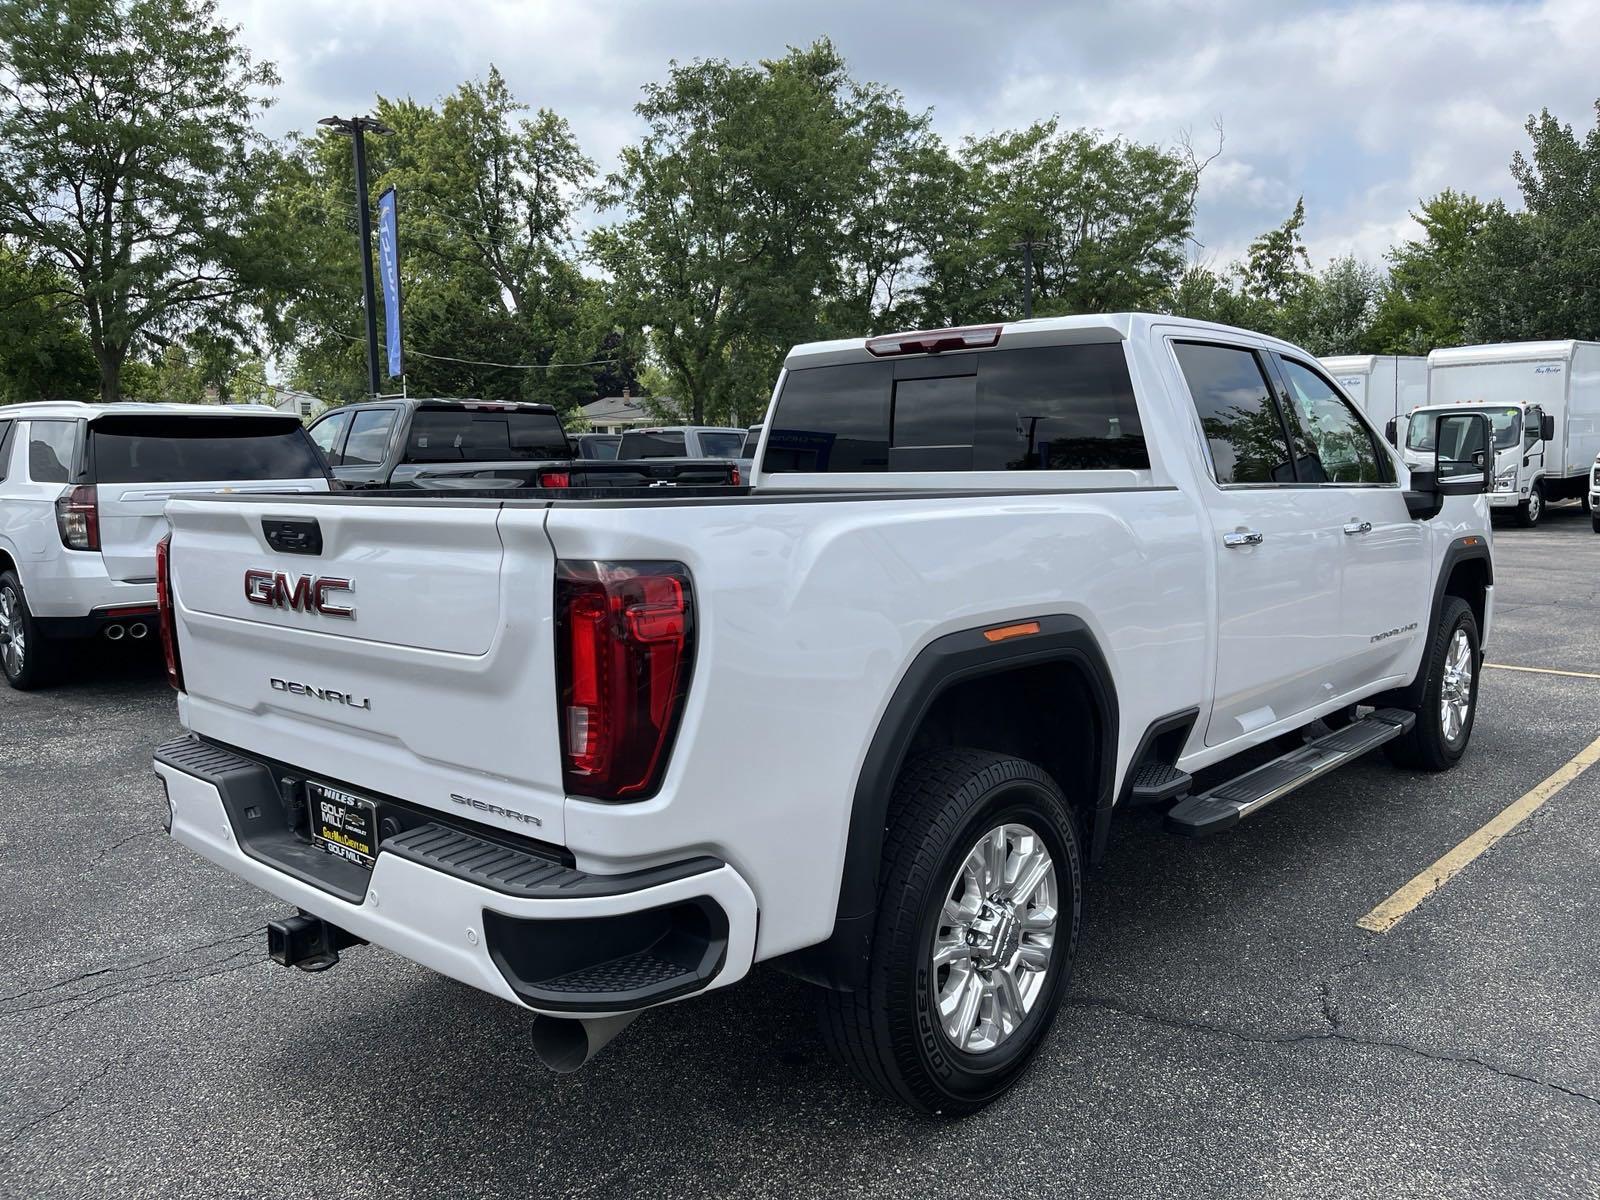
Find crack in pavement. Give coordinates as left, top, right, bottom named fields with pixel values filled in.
left=0, top=1058, right=115, bottom=1165
left=90, top=827, right=165, bottom=865
left=1066, top=993, right=1600, bottom=1110
left=0, top=928, right=261, bottom=1020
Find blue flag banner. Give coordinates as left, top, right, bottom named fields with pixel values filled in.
left=377, top=187, right=403, bottom=379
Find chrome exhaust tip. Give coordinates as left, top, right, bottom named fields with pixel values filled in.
left=104, top=624, right=125, bottom=641
left=529, top=1012, right=641, bottom=1074
left=128, top=622, right=148, bottom=640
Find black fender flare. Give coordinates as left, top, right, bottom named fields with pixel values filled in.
left=783, top=614, right=1119, bottom=990
left=1382, top=534, right=1493, bottom=710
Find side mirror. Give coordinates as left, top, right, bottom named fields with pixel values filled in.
left=1385, top=417, right=1397, bottom=444
left=1541, top=413, right=1555, bottom=441
left=1435, top=412, right=1491, bottom=495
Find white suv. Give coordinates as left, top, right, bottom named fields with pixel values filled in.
left=0, top=402, right=330, bottom=689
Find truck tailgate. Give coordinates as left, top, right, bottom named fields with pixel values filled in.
left=165, top=497, right=569, bottom=840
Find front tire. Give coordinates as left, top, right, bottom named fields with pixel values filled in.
left=0, top=570, right=59, bottom=691
left=1514, top=483, right=1543, bottom=527
left=1386, top=597, right=1479, bottom=771
left=819, top=749, right=1082, bottom=1115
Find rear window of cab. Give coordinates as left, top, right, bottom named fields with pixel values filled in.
left=761, top=343, right=1148, bottom=473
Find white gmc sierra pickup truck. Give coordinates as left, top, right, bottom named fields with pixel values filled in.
left=152, top=314, right=1496, bottom=1114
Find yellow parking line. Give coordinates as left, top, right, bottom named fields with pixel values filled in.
left=1485, top=662, right=1600, bottom=680
left=1357, top=733, right=1600, bottom=934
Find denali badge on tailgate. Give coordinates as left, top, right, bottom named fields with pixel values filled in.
left=244, top=569, right=355, bottom=618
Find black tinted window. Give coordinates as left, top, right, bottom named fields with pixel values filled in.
left=618, top=431, right=688, bottom=459
left=698, top=431, right=744, bottom=458
left=741, top=428, right=762, bottom=456
left=27, top=420, right=78, bottom=482
left=405, top=408, right=569, bottom=462
left=763, top=344, right=1147, bottom=474
left=341, top=409, right=397, bottom=467
left=1173, top=343, right=1293, bottom=485
left=976, top=344, right=1148, bottom=470
left=89, top=416, right=324, bottom=483
left=0, top=422, right=13, bottom=481
left=764, top=364, right=889, bottom=472
left=576, top=435, right=619, bottom=460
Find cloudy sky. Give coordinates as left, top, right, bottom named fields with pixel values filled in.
left=218, top=0, right=1600, bottom=271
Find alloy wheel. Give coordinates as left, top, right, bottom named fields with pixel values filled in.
left=0, top=585, right=24, bottom=679
left=1440, top=628, right=1474, bottom=745
left=930, top=822, right=1057, bottom=1055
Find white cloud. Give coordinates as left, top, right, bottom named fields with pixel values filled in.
left=218, top=0, right=1600, bottom=271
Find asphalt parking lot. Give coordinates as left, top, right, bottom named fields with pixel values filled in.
left=2, top=506, right=1597, bottom=1200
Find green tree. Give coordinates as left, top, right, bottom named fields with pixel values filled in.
left=1279, top=255, right=1383, bottom=355
left=0, top=0, right=281, bottom=402
left=267, top=69, right=602, bottom=412
left=1235, top=197, right=1312, bottom=307
left=593, top=40, right=925, bottom=425
left=1369, top=190, right=1490, bottom=353
left=939, top=120, right=1200, bottom=320
left=0, top=243, right=97, bottom=402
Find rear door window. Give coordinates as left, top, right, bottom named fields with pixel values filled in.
left=0, top=421, right=14, bottom=481
left=1173, top=342, right=1295, bottom=485
left=340, top=409, right=398, bottom=467
left=26, top=420, right=78, bottom=483
left=404, top=408, right=570, bottom=462
left=88, top=416, right=325, bottom=483
left=762, top=343, right=1147, bottom=474
left=309, top=411, right=352, bottom=465
left=618, top=430, right=689, bottom=459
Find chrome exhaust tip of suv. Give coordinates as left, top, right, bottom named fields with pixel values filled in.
left=128, top=622, right=148, bottom=639
left=529, top=1013, right=641, bottom=1074
left=104, top=624, right=125, bottom=641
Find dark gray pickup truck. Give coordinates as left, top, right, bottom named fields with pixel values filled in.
left=307, top=398, right=739, bottom=490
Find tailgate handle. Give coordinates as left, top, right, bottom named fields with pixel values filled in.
left=263, top=518, right=323, bottom=556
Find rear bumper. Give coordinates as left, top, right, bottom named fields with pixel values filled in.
left=154, top=740, right=758, bottom=1017
left=24, top=551, right=154, bottom=622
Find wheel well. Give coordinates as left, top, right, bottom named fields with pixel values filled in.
left=0, top=546, right=16, bottom=581
left=903, top=662, right=1101, bottom=848
left=1443, top=556, right=1489, bottom=636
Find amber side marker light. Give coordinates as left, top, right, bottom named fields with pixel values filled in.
left=983, top=621, right=1041, bottom=643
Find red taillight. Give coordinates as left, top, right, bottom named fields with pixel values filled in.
left=864, top=324, right=1002, bottom=357
left=554, top=560, right=695, bottom=801
left=55, top=484, right=99, bottom=550
left=155, top=533, right=183, bottom=691
left=730, top=466, right=741, bottom=486
left=540, top=471, right=571, bottom=489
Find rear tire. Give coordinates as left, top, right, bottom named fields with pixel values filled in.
left=819, top=749, right=1082, bottom=1115
left=1386, top=597, right=1479, bottom=771
left=0, top=570, right=60, bottom=691
left=1591, top=511, right=1600, bottom=534
left=1514, top=483, right=1543, bottom=527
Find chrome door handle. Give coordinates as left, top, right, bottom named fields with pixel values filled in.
left=1223, top=530, right=1264, bottom=548
left=1343, top=520, right=1373, bottom=536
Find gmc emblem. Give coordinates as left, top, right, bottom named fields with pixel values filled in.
left=244, top=569, right=355, bottom=619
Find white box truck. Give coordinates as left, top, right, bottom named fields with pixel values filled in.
left=1320, top=355, right=1428, bottom=446
left=1418, top=341, right=1600, bottom=526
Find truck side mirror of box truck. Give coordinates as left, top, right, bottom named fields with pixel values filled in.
left=1385, top=417, right=1397, bottom=444
left=1542, top=413, right=1555, bottom=441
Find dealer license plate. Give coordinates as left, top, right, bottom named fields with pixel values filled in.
left=307, top=782, right=379, bottom=867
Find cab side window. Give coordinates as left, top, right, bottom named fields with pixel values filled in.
left=1276, top=358, right=1387, bottom=484
left=1525, top=405, right=1543, bottom=445
left=340, top=409, right=396, bottom=467
left=1173, top=342, right=1295, bottom=485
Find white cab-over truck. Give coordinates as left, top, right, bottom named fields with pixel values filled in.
left=1409, top=341, right=1600, bottom=527
left=0, top=403, right=329, bottom=689
left=153, top=315, right=1496, bottom=1114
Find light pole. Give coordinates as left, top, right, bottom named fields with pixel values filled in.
left=319, top=115, right=394, bottom=397
left=1011, top=237, right=1053, bottom=319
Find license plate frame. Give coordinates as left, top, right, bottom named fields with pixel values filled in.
left=307, top=781, right=380, bottom=868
